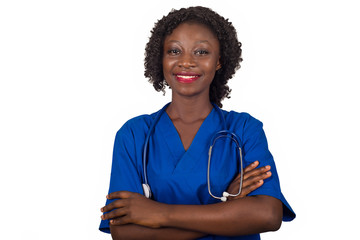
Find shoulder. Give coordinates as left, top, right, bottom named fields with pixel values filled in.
left=122, top=114, right=152, bottom=130
left=115, top=110, right=159, bottom=138
left=120, top=114, right=155, bottom=133
left=223, top=110, right=263, bottom=131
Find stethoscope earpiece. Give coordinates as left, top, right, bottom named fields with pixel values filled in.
left=221, top=192, right=230, bottom=202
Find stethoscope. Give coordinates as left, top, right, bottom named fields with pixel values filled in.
left=142, top=103, right=244, bottom=202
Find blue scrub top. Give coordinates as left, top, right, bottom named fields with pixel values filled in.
left=99, top=104, right=296, bottom=239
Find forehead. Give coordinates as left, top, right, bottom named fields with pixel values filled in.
left=164, top=22, right=219, bottom=44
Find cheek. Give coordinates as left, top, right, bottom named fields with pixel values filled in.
left=162, top=58, right=176, bottom=76
left=203, top=60, right=219, bottom=75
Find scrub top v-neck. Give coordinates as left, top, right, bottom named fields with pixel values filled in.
left=154, top=107, right=219, bottom=174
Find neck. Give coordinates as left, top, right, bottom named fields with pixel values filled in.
left=166, top=97, right=213, bottom=123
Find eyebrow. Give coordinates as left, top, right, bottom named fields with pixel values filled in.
left=165, top=40, right=212, bottom=45
left=196, top=40, right=211, bottom=44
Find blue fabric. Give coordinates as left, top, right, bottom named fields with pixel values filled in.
left=99, top=104, right=296, bottom=239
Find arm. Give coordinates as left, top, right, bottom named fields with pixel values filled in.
left=101, top=162, right=276, bottom=238
left=165, top=195, right=283, bottom=236
left=104, top=192, right=282, bottom=237
left=109, top=225, right=205, bottom=240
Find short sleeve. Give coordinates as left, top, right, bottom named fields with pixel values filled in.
left=99, top=124, right=144, bottom=233
left=242, top=118, right=296, bottom=221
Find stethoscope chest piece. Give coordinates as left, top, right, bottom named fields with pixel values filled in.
left=142, top=183, right=151, bottom=198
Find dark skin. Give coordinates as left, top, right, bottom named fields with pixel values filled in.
left=101, top=23, right=283, bottom=239
left=102, top=162, right=273, bottom=239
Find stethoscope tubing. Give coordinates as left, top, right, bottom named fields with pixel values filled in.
left=207, top=131, right=244, bottom=201
left=142, top=103, right=171, bottom=198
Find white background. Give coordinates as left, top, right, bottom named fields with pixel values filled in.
left=1, top=0, right=359, bottom=239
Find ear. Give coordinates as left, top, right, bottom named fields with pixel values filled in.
left=216, top=58, right=221, bottom=71
left=216, top=62, right=222, bottom=71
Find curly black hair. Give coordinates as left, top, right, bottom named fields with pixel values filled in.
left=144, top=6, right=242, bottom=107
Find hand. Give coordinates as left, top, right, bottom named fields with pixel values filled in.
left=226, top=161, right=271, bottom=201
left=101, top=191, right=167, bottom=228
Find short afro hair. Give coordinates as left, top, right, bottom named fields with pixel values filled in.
left=144, top=6, right=242, bottom=108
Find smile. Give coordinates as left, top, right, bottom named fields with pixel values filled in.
left=174, top=74, right=201, bottom=83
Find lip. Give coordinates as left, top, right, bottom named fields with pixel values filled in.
left=174, top=72, right=201, bottom=83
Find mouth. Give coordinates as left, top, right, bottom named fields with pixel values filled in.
left=174, top=73, right=201, bottom=83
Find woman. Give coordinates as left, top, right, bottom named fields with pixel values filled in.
left=100, top=6, right=295, bottom=239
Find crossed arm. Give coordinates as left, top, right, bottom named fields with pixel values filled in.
left=101, top=161, right=283, bottom=239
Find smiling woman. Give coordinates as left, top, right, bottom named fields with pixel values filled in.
left=162, top=23, right=221, bottom=102
left=99, top=6, right=295, bottom=240
left=144, top=7, right=242, bottom=108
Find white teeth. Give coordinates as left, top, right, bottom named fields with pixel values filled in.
left=177, top=75, right=197, bottom=79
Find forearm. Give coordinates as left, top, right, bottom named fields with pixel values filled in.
left=162, top=195, right=283, bottom=236
left=102, top=191, right=282, bottom=237
left=110, top=224, right=206, bottom=240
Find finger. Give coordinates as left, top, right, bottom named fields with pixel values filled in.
left=243, top=165, right=271, bottom=181
left=107, top=191, right=133, bottom=200
left=229, top=166, right=271, bottom=188
left=242, top=171, right=272, bottom=188
left=232, top=161, right=260, bottom=183
left=232, top=161, right=259, bottom=182
left=227, top=180, right=263, bottom=201
left=243, top=161, right=259, bottom=173
left=101, top=207, right=127, bottom=221
left=101, top=199, right=127, bottom=213
left=110, top=216, right=131, bottom=226
left=249, top=171, right=272, bottom=183
left=227, top=169, right=269, bottom=193
left=232, top=170, right=271, bottom=192
left=239, top=180, right=264, bottom=197
left=228, top=180, right=264, bottom=201
left=228, top=171, right=272, bottom=200
left=244, top=165, right=270, bottom=179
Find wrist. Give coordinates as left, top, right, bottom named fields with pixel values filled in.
left=156, top=201, right=172, bottom=228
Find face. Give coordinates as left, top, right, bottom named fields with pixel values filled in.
left=162, top=22, right=221, bottom=100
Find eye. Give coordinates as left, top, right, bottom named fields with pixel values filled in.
left=194, top=49, right=209, bottom=56
left=167, top=48, right=181, bottom=55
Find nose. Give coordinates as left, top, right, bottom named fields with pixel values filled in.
left=178, top=53, right=196, bottom=68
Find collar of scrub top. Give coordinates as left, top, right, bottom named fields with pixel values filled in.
left=142, top=102, right=244, bottom=202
